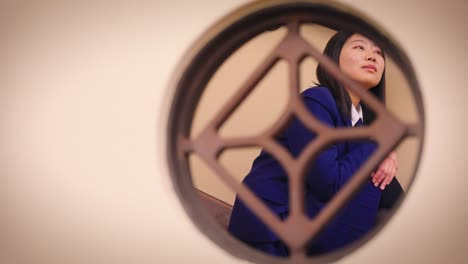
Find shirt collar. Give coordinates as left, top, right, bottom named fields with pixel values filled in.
left=351, top=104, right=363, bottom=126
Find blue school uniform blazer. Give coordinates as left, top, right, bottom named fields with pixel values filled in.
left=228, top=86, right=383, bottom=255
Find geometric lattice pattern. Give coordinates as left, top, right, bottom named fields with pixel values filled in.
left=168, top=2, right=424, bottom=263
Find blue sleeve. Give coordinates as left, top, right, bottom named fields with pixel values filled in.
left=286, top=97, right=377, bottom=202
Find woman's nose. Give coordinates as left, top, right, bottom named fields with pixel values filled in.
left=366, top=54, right=376, bottom=62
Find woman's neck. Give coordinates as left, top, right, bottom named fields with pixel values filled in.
left=347, top=90, right=360, bottom=107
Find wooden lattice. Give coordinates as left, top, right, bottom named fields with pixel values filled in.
left=167, top=1, right=424, bottom=263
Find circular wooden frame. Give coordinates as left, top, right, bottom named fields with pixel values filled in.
left=166, top=0, right=424, bottom=263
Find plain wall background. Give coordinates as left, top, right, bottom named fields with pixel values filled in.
left=0, top=0, right=467, bottom=263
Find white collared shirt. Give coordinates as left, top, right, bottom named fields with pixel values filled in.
left=351, top=104, right=363, bottom=126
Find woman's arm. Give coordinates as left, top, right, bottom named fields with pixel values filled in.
left=286, top=97, right=377, bottom=202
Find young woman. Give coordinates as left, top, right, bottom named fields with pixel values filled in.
left=228, top=31, right=403, bottom=256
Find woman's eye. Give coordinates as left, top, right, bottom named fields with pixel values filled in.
left=354, top=45, right=364, bottom=50
left=374, top=50, right=382, bottom=55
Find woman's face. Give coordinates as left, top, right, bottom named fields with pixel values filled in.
left=339, top=34, right=385, bottom=89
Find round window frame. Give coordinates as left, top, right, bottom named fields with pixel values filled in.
left=165, top=0, right=425, bottom=263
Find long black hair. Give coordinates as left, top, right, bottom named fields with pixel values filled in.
left=316, top=31, right=386, bottom=125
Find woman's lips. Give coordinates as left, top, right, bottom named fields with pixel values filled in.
left=362, top=64, right=377, bottom=72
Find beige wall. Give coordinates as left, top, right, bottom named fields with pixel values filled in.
left=0, top=0, right=467, bottom=263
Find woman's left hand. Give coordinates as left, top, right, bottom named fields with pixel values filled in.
left=371, top=151, right=398, bottom=190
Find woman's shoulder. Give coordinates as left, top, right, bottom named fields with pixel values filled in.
left=301, top=85, right=336, bottom=110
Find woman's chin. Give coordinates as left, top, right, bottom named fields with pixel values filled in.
left=358, top=79, right=380, bottom=90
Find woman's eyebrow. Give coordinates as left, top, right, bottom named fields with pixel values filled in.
left=350, top=39, right=365, bottom=44
left=351, top=39, right=382, bottom=50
